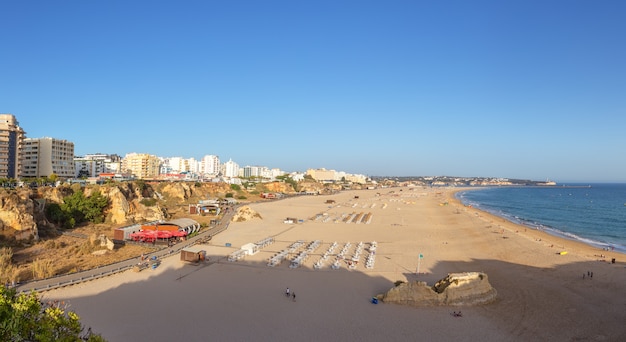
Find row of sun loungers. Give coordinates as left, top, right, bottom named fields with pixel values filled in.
left=311, top=212, right=374, bottom=224
left=255, top=237, right=274, bottom=248
left=331, top=242, right=352, bottom=269
left=348, top=242, right=365, bottom=269
left=268, top=240, right=306, bottom=267
left=365, top=241, right=377, bottom=269
left=264, top=240, right=378, bottom=270
left=227, top=249, right=247, bottom=262
left=290, top=240, right=322, bottom=268
left=314, top=242, right=338, bottom=269
left=228, top=237, right=275, bottom=262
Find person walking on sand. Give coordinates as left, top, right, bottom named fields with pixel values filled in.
left=292, top=292, right=296, bottom=302
left=285, top=287, right=290, bottom=297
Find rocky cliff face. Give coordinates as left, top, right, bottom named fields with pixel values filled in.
left=379, top=272, right=497, bottom=306
left=0, top=188, right=38, bottom=241
left=0, top=180, right=341, bottom=240
left=99, top=184, right=167, bottom=225
left=263, top=182, right=294, bottom=193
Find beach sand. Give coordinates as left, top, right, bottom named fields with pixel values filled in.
left=45, top=187, right=626, bottom=341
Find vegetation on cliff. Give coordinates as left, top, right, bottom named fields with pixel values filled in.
left=0, top=178, right=350, bottom=284
left=46, top=190, right=109, bottom=228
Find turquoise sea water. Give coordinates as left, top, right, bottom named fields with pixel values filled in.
left=456, top=183, right=626, bottom=253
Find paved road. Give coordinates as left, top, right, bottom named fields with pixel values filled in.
left=16, top=207, right=237, bottom=294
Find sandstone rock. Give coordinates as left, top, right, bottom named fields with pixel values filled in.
left=0, top=189, right=38, bottom=241
left=129, top=199, right=166, bottom=222
left=263, top=181, right=295, bottom=193
left=232, top=206, right=262, bottom=222
left=105, top=186, right=132, bottom=225
left=379, top=272, right=497, bottom=306
left=97, top=234, right=116, bottom=250
left=36, top=186, right=70, bottom=204
left=160, top=182, right=192, bottom=201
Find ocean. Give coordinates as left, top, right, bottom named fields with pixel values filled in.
left=456, top=183, right=626, bottom=254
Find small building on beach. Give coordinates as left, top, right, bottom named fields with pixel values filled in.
left=180, top=246, right=207, bottom=263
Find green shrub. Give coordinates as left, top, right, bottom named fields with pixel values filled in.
left=47, top=190, right=109, bottom=228
left=140, top=198, right=158, bottom=207
left=0, top=287, right=106, bottom=341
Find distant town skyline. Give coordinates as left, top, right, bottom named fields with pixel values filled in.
left=2, top=1, right=625, bottom=182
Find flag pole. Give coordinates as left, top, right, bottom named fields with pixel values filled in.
left=416, top=253, right=421, bottom=275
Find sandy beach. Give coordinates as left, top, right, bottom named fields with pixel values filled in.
left=45, top=187, right=626, bottom=341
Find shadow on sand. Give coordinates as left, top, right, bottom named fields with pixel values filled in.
left=42, top=251, right=626, bottom=342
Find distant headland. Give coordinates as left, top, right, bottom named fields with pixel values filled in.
left=370, top=176, right=557, bottom=187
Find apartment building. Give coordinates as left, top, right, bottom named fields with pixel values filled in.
left=306, top=168, right=338, bottom=182
left=222, top=158, right=240, bottom=178
left=74, top=153, right=122, bottom=178
left=0, top=114, right=26, bottom=179
left=21, top=137, right=76, bottom=178
left=122, top=153, right=161, bottom=179
left=200, top=154, right=220, bottom=176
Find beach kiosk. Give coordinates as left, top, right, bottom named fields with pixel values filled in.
left=241, top=243, right=259, bottom=256
left=180, top=246, right=207, bottom=263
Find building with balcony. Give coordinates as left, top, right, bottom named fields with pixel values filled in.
left=122, top=153, right=161, bottom=179
left=0, top=114, right=26, bottom=179
left=21, top=137, right=75, bottom=178
left=74, top=153, right=122, bottom=178
left=306, top=168, right=338, bottom=182
left=201, top=154, right=220, bottom=177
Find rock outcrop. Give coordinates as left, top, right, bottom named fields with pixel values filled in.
left=232, top=206, right=262, bottom=222
left=96, top=183, right=167, bottom=225
left=160, top=182, right=193, bottom=202
left=379, top=272, right=497, bottom=306
left=0, top=179, right=313, bottom=239
left=263, top=181, right=294, bottom=193
left=0, top=188, right=38, bottom=241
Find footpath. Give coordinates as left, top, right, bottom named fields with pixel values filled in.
left=16, top=208, right=236, bottom=294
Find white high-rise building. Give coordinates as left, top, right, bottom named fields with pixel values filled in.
left=22, top=137, right=75, bottom=178
left=0, top=114, right=25, bottom=179
left=201, top=155, right=220, bottom=176
left=74, top=153, right=122, bottom=178
left=187, top=157, right=200, bottom=175
left=165, top=157, right=186, bottom=173
left=222, top=159, right=240, bottom=178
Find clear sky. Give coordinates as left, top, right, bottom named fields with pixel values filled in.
left=2, top=1, right=625, bottom=182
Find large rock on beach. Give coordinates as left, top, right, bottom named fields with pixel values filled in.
left=232, top=206, right=262, bottom=222
left=379, top=272, right=497, bottom=306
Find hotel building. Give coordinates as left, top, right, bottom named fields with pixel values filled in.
left=121, top=153, right=161, bottom=179
left=0, top=114, right=26, bottom=179
left=22, top=137, right=76, bottom=178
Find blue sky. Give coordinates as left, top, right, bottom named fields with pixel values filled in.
left=1, top=1, right=625, bottom=182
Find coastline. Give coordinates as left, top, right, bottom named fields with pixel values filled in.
left=448, top=187, right=625, bottom=261
left=44, top=187, right=626, bottom=341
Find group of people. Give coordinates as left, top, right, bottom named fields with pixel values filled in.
left=451, top=311, right=463, bottom=317
left=285, top=287, right=296, bottom=302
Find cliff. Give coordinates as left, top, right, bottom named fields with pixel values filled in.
left=0, top=188, right=38, bottom=241
left=0, top=180, right=304, bottom=241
